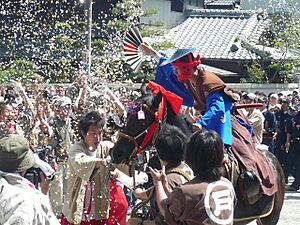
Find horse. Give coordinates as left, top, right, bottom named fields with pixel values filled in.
left=110, top=84, right=285, bottom=225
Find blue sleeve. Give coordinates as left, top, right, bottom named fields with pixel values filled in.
left=195, top=92, right=225, bottom=129
left=195, top=92, right=233, bottom=146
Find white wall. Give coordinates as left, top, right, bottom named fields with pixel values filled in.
left=106, top=83, right=300, bottom=96
left=227, top=83, right=299, bottom=95
left=141, top=0, right=186, bottom=29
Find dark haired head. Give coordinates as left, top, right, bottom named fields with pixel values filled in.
left=185, top=129, right=224, bottom=181
left=155, top=124, right=186, bottom=166
left=79, top=111, right=106, bottom=138
left=178, top=53, right=195, bottom=63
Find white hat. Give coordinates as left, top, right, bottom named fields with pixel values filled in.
left=53, top=96, right=72, bottom=107
left=247, top=93, right=256, bottom=100
left=270, top=94, right=278, bottom=99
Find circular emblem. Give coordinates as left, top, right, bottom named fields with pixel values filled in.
left=204, top=180, right=235, bottom=224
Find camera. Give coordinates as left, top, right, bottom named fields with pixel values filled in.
left=4, top=89, right=18, bottom=104
left=43, top=89, right=51, bottom=100
left=37, top=139, right=58, bottom=163
left=24, top=140, right=58, bottom=189
left=25, top=167, right=43, bottom=188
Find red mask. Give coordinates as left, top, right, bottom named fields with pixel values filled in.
left=172, top=54, right=201, bottom=82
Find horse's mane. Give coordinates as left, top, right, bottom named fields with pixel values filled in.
left=135, top=93, right=155, bottom=108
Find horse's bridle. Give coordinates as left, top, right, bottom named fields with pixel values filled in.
left=118, top=100, right=167, bottom=161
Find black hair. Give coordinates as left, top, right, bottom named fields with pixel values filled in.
left=185, top=129, right=224, bottom=181
left=177, top=53, right=198, bottom=71
left=178, top=53, right=195, bottom=63
left=79, top=111, right=106, bottom=138
left=155, top=124, right=186, bottom=165
left=267, top=92, right=275, bottom=99
left=0, top=99, right=15, bottom=114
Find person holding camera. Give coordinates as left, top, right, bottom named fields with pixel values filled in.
left=48, top=95, right=75, bottom=217
left=0, top=134, right=59, bottom=225
left=150, top=130, right=235, bottom=225
left=30, top=88, right=55, bottom=152
left=127, top=124, right=194, bottom=225
left=0, top=81, right=34, bottom=139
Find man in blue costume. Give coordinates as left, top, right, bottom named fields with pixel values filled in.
left=141, top=43, right=277, bottom=200
left=141, top=42, right=233, bottom=147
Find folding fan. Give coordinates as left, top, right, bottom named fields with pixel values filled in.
left=123, top=27, right=144, bottom=72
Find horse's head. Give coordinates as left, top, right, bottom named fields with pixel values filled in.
left=110, top=90, right=163, bottom=164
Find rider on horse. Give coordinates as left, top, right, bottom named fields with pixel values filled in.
left=142, top=43, right=277, bottom=203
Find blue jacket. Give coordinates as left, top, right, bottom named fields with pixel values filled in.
left=195, top=91, right=233, bottom=146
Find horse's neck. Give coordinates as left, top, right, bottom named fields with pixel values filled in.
left=165, top=104, right=193, bottom=136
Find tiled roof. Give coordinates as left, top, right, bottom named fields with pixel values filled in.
left=164, top=9, right=270, bottom=60
left=204, top=0, right=238, bottom=9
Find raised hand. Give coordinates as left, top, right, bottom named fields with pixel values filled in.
left=141, top=42, right=157, bottom=57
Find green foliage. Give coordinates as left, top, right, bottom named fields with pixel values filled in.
left=153, top=41, right=174, bottom=50
left=145, top=21, right=165, bottom=27
left=0, top=59, right=42, bottom=84
left=142, top=8, right=160, bottom=17
left=0, top=0, right=173, bottom=84
left=141, top=29, right=165, bottom=37
left=0, top=1, right=85, bottom=84
left=247, top=13, right=300, bottom=83
left=246, top=63, right=268, bottom=83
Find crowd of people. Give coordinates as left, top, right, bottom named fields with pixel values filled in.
left=0, top=42, right=298, bottom=225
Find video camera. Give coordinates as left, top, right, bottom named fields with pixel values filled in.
left=25, top=140, right=58, bottom=189
left=36, top=139, right=58, bottom=163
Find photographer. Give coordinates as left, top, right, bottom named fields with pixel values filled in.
left=0, top=134, right=59, bottom=225
left=48, top=96, right=75, bottom=217
left=0, top=81, right=34, bottom=139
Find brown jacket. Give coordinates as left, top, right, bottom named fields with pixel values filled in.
left=162, top=177, right=235, bottom=225
left=185, top=69, right=233, bottom=113
left=151, top=162, right=194, bottom=225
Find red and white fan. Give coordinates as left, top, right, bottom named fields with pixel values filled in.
left=123, top=27, right=143, bottom=72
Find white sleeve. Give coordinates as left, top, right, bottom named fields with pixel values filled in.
left=0, top=178, right=60, bottom=225
left=153, top=52, right=163, bottom=63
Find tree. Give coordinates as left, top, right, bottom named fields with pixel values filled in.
left=0, top=1, right=85, bottom=84
left=91, top=0, right=174, bottom=83
left=0, top=0, right=173, bottom=85
left=244, top=12, right=300, bottom=83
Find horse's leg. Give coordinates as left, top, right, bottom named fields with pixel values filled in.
left=259, top=151, right=285, bottom=225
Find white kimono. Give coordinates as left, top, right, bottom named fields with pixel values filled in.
left=0, top=171, right=59, bottom=225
